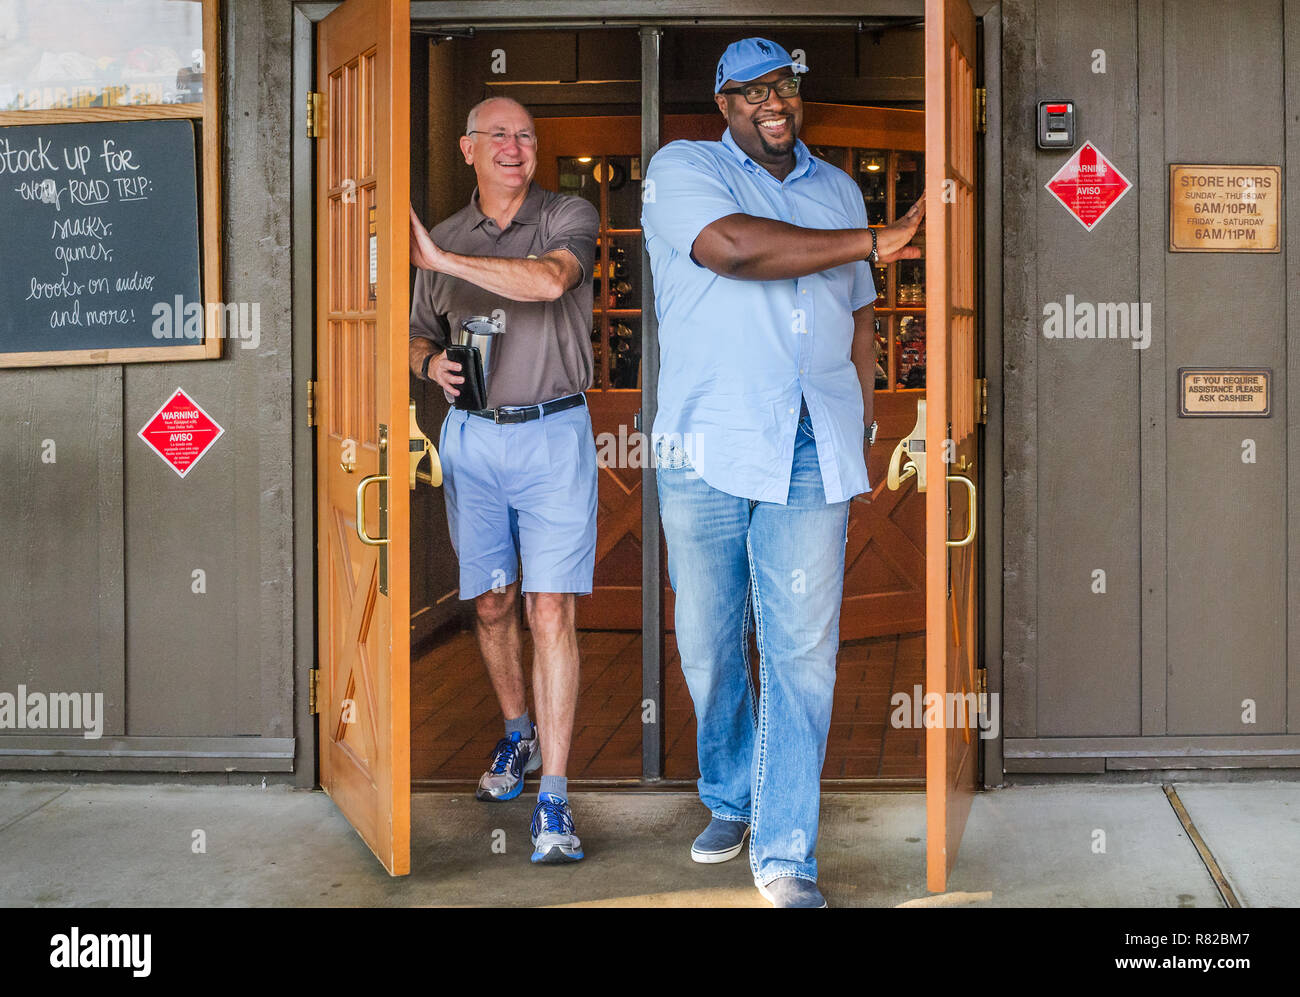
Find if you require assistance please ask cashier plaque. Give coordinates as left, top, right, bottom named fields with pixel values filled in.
left=1169, top=165, right=1280, bottom=252
left=0, top=118, right=202, bottom=358
left=1179, top=367, right=1271, bottom=417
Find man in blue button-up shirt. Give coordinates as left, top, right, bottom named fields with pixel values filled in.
left=643, top=37, right=924, bottom=907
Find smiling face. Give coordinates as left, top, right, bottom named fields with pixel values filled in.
left=714, top=67, right=803, bottom=176
left=459, top=97, right=537, bottom=196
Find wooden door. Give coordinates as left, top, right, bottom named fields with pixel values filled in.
left=315, top=0, right=411, bottom=875
left=924, top=0, right=981, bottom=892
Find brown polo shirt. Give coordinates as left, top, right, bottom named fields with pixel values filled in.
left=409, top=183, right=599, bottom=408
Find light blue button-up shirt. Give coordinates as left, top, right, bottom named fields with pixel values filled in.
left=642, top=128, right=876, bottom=504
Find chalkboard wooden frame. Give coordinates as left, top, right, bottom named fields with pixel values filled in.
left=0, top=0, right=222, bottom=367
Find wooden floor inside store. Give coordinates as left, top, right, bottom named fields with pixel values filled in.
left=412, top=629, right=925, bottom=786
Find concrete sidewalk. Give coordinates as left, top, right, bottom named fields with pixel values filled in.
left=0, top=781, right=1295, bottom=906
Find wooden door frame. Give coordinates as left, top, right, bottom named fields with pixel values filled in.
left=288, top=0, right=1003, bottom=790
left=977, top=2, right=1004, bottom=791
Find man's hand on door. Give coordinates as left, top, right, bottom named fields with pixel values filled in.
left=874, top=193, right=926, bottom=264
left=409, top=204, right=444, bottom=270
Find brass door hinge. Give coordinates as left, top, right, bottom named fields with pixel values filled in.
left=307, top=91, right=323, bottom=139
left=976, top=376, right=988, bottom=424
left=308, top=667, right=319, bottom=715
left=977, top=669, right=988, bottom=716
left=306, top=379, right=316, bottom=428
left=976, top=87, right=987, bottom=134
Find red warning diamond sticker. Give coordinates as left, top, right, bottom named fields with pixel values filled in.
left=1045, top=140, right=1132, bottom=231
left=137, top=388, right=225, bottom=478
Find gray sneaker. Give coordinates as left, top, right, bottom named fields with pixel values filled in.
left=475, top=726, right=542, bottom=802
left=690, top=818, right=750, bottom=864
left=757, top=877, right=828, bottom=908
left=530, top=793, right=584, bottom=864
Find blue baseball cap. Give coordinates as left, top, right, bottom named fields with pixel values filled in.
left=714, top=37, right=808, bottom=93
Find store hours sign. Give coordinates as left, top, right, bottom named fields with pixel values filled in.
left=1168, top=165, right=1280, bottom=253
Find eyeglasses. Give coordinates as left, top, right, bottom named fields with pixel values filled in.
left=718, top=75, right=802, bottom=104
left=467, top=129, right=537, bottom=147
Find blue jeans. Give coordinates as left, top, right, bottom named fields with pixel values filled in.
left=656, top=414, right=850, bottom=885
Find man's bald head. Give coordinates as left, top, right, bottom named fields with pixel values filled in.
left=465, top=96, right=535, bottom=136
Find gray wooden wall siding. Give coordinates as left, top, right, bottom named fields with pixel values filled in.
left=0, top=0, right=296, bottom=774
left=1002, top=0, right=1300, bottom=772
left=1162, top=0, right=1286, bottom=734
left=1034, top=0, right=1142, bottom=738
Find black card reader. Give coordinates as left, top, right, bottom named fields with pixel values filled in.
left=1037, top=100, right=1075, bottom=149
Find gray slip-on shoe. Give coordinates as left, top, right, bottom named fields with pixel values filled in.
left=757, top=877, right=828, bottom=908
left=690, top=818, right=750, bottom=864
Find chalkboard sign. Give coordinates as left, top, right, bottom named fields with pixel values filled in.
left=0, top=117, right=207, bottom=366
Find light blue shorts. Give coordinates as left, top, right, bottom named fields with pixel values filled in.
left=439, top=399, right=598, bottom=601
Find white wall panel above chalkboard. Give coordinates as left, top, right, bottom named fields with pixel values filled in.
left=0, top=0, right=221, bottom=368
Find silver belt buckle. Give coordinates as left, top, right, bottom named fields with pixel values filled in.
left=493, top=405, right=525, bottom=424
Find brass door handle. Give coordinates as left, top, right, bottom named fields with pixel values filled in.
left=887, top=438, right=919, bottom=490
left=408, top=401, right=441, bottom=488
left=886, top=398, right=927, bottom=492
left=945, top=473, right=977, bottom=548
left=355, top=473, right=390, bottom=546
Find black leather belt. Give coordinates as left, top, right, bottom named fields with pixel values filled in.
left=467, top=393, right=586, bottom=424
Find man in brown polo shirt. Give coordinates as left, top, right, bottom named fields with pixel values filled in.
left=409, top=96, right=598, bottom=864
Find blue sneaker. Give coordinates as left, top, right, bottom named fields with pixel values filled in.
left=475, top=726, right=541, bottom=802
left=757, top=877, right=828, bottom=908
left=530, top=793, right=584, bottom=864
left=690, top=818, right=750, bottom=864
